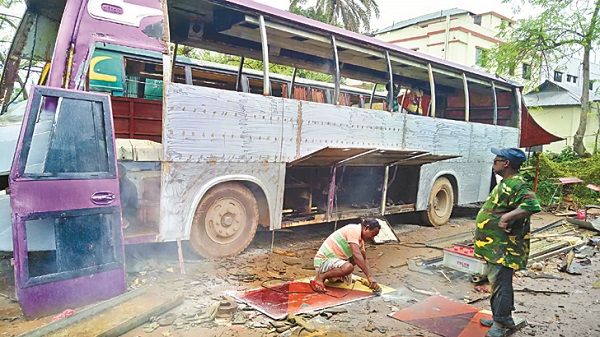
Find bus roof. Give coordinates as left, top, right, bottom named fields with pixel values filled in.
left=97, top=44, right=387, bottom=96
left=211, top=0, right=520, bottom=89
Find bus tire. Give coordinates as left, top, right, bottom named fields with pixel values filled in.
left=190, top=182, right=259, bottom=258
left=422, top=177, right=454, bottom=226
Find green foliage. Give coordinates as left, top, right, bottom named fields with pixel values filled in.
left=544, top=146, right=579, bottom=163
left=289, top=3, right=330, bottom=24
left=289, top=0, right=380, bottom=33
left=521, top=150, right=600, bottom=207
left=491, top=0, right=600, bottom=156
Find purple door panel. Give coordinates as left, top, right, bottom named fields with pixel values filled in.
left=10, top=86, right=125, bottom=318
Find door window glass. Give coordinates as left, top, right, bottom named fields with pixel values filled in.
left=23, top=96, right=110, bottom=176
left=25, top=208, right=121, bottom=284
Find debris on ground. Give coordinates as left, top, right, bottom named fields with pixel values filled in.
left=157, top=313, right=177, bottom=326
left=230, top=271, right=259, bottom=283
left=559, top=250, right=591, bottom=275
left=282, top=256, right=302, bottom=266
left=514, top=288, right=569, bottom=295
left=143, top=322, right=160, bottom=333
left=288, top=314, right=316, bottom=333
left=404, top=282, right=439, bottom=296
left=52, top=309, right=75, bottom=322
left=272, top=248, right=298, bottom=257
left=365, top=319, right=387, bottom=334
left=191, top=302, right=220, bottom=324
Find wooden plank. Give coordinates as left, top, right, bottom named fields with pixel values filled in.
left=43, top=289, right=183, bottom=337
left=20, top=289, right=145, bottom=337
left=97, top=294, right=183, bottom=337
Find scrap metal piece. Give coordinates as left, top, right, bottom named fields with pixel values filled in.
left=373, top=218, right=399, bottom=244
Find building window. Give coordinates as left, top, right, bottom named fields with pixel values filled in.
left=567, top=75, right=578, bottom=83
left=591, top=80, right=596, bottom=91
left=475, top=47, right=487, bottom=67
left=522, top=63, right=531, bottom=80
left=554, top=71, right=563, bottom=82
left=508, top=65, right=516, bottom=76
left=473, top=15, right=482, bottom=26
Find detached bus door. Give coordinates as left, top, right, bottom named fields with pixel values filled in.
left=9, top=86, right=125, bottom=318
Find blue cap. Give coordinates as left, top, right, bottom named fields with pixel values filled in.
left=491, top=147, right=526, bottom=166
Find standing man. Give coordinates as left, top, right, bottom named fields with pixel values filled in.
left=311, top=218, right=381, bottom=293
left=475, top=148, right=541, bottom=337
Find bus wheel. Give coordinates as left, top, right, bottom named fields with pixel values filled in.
left=423, top=177, right=454, bottom=226
left=190, top=182, right=259, bottom=258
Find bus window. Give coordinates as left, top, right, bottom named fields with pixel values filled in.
left=123, top=58, right=162, bottom=100
left=271, top=81, right=285, bottom=97
left=89, top=49, right=125, bottom=96
left=191, top=68, right=238, bottom=90
left=310, top=88, right=326, bottom=103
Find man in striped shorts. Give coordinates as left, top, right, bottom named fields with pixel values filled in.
left=311, top=218, right=381, bottom=293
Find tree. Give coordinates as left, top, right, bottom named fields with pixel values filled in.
left=289, top=0, right=380, bottom=33
left=289, top=3, right=330, bottom=24
left=490, top=0, right=600, bottom=156
left=0, top=0, right=26, bottom=107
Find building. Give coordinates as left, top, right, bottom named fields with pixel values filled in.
left=374, top=9, right=514, bottom=71
left=525, top=80, right=600, bottom=153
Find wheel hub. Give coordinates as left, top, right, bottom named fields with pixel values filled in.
left=433, top=190, right=449, bottom=216
left=205, top=197, right=246, bottom=244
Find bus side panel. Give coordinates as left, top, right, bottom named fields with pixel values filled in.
left=279, top=101, right=407, bottom=162
left=159, top=162, right=285, bottom=241
left=414, top=123, right=520, bottom=211
left=162, top=84, right=287, bottom=239
left=163, top=84, right=284, bottom=162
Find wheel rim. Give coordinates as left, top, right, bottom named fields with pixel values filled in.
left=205, top=197, right=247, bottom=244
left=432, top=188, right=450, bottom=218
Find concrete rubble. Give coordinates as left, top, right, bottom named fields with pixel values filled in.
left=2, top=213, right=600, bottom=336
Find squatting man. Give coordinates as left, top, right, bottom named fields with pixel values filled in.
left=311, top=218, right=382, bottom=293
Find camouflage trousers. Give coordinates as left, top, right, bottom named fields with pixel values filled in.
left=484, top=262, right=515, bottom=324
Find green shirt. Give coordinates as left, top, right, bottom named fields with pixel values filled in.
left=474, top=174, right=541, bottom=270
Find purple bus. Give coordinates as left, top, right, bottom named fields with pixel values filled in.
left=0, top=0, right=559, bottom=317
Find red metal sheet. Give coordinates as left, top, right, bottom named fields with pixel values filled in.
left=388, top=295, right=492, bottom=337
left=520, top=102, right=562, bottom=147
left=234, top=280, right=376, bottom=320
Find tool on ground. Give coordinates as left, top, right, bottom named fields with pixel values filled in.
left=358, top=279, right=382, bottom=295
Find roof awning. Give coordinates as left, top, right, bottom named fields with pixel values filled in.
left=288, top=147, right=459, bottom=167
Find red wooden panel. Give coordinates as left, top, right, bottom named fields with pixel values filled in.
left=132, top=101, right=162, bottom=119
left=134, top=119, right=162, bottom=135
left=111, top=99, right=132, bottom=118
left=110, top=97, right=163, bottom=142
left=113, top=117, right=130, bottom=135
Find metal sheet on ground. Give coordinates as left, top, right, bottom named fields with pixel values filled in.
left=388, top=295, right=492, bottom=337
left=373, top=218, right=399, bottom=244
left=234, top=277, right=393, bottom=320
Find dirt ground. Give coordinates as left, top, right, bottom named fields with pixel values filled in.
left=1, top=211, right=600, bottom=337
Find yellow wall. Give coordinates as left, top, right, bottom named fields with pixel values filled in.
left=530, top=105, right=600, bottom=153
left=376, top=13, right=503, bottom=68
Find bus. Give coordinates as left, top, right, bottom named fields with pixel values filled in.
left=0, top=0, right=559, bottom=317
